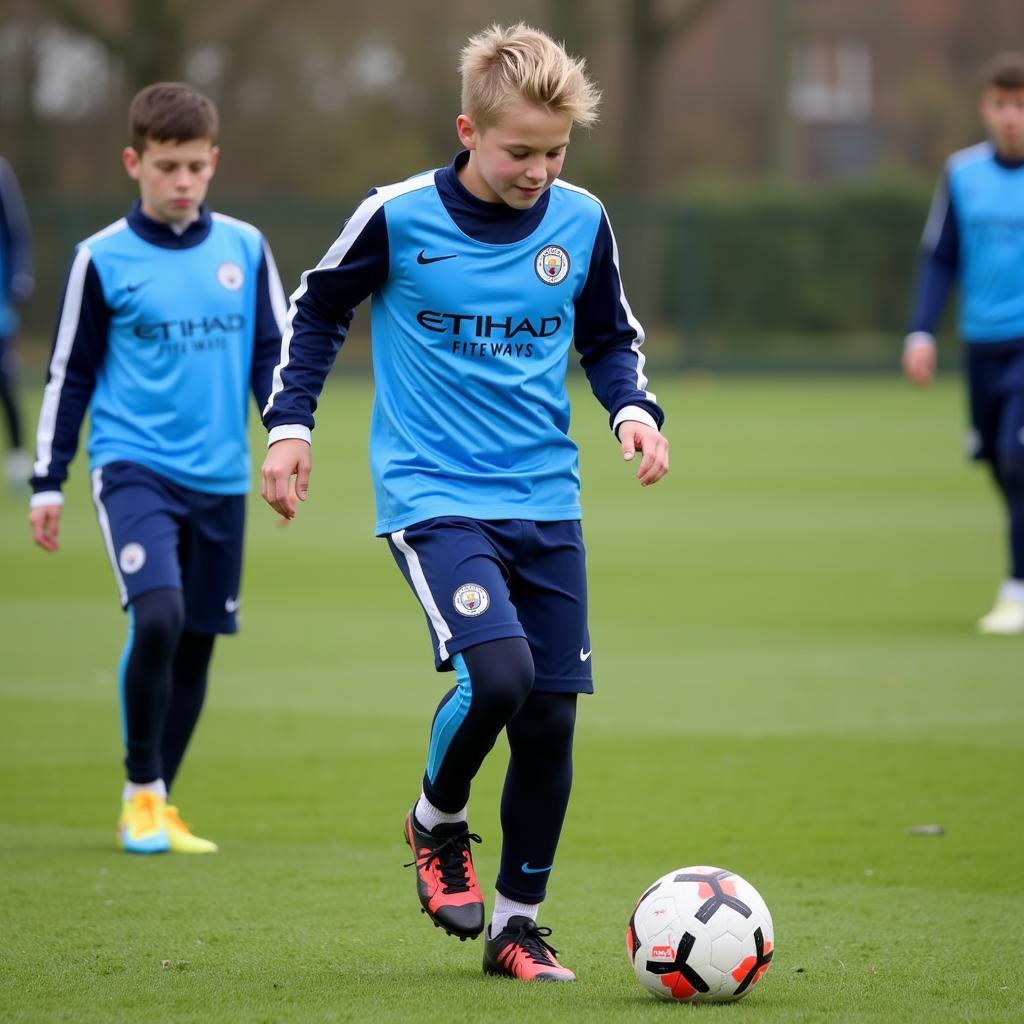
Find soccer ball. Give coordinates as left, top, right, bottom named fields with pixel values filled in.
left=626, top=865, right=774, bottom=1002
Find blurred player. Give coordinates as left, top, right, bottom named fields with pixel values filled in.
left=0, top=156, right=33, bottom=491
left=260, top=23, right=668, bottom=981
left=905, top=53, right=1024, bottom=634
left=29, top=83, right=286, bottom=852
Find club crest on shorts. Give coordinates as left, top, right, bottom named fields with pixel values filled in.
left=535, top=244, right=570, bottom=285
left=453, top=583, right=490, bottom=617
left=217, top=261, right=244, bottom=291
left=118, top=542, right=146, bottom=574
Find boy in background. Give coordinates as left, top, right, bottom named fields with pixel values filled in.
left=261, top=24, right=668, bottom=980
left=30, top=83, right=286, bottom=852
left=0, top=156, right=33, bottom=490
left=905, top=53, right=1024, bottom=634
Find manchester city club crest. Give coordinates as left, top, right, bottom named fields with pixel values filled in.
left=453, top=583, right=490, bottom=617
left=118, top=542, right=147, bottom=575
left=217, top=261, right=244, bottom=291
left=535, top=244, right=570, bottom=285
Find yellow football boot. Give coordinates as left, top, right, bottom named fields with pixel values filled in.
left=163, top=804, right=218, bottom=854
left=117, top=791, right=170, bottom=854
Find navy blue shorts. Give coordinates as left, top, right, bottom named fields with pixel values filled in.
left=965, top=341, right=1024, bottom=463
left=386, top=517, right=593, bottom=694
left=90, top=460, right=245, bottom=634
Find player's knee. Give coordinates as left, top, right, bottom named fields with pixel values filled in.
left=130, top=587, right=185, bottom=657
left=512, top=692, right=577, bottom=751
left=462, top=636, right=534, bottom=720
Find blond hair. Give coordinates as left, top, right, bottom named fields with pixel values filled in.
left=460, top=23, right=601, bottom=128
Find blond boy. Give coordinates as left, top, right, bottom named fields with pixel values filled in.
left=262, top=25, right=668, bottom=979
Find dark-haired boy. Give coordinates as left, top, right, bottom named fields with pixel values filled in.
left=905, top=53, right=1024, bottom=634
left=29, top=82, right=286, bottom=851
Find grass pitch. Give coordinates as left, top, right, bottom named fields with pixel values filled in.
left=1, top=375, right=1022, bottom=1023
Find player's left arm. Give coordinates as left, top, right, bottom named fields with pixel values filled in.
left=573, top=210, right=668, bottom=486
left=250, top=236, right=289, bottom=410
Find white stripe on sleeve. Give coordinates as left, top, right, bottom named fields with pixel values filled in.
left=34, top=246, right=93, bottom=481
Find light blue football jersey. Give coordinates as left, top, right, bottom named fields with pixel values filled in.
left=265, top=158, right=661, bottom=534
left=369, top=174, right=603, bottom=530
left=917, top=142, right=1024, bottom=342
left=34, top=204, right=286, bottom=496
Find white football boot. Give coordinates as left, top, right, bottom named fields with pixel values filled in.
left=977, top=581, right=1024, bottom=635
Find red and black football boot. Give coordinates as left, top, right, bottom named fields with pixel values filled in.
left=403, top=808, right=484, bottom=940
left=482, top=915, right=576, bottom=982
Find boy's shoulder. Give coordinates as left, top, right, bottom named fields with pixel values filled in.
left=550, top=176, right=604, bottom=210
left=76, top=217, right=132, bottom=254
left=210, top=210, right=265, bottom=240
left=946, top=141, right=996, bottom=174
left=361, top=168, right=440, bottom=210
left=549, top=178, right=608, bottom=228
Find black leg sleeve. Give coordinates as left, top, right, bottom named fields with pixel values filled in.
left=160, top=631, right=215, bottom=793
left=121, top=588, right=184, bottom=783
left=422, top=636, right=534, bottom=813
left=496, top=691, right=577, bottom=904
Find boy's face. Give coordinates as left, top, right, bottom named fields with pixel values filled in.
left=122, top=137, right=219, bottom=225
left=979, top=86, right=1024, bottom=158
left=456, top=100, right=572, bottom=209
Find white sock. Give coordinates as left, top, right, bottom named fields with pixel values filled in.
left=999, top=579, right=1024, bottom=603
left=490, top=894, right=540, bottom=936
left=414, top=792, right=467, bottom=833
left=122, top=779, right=166, bottom=802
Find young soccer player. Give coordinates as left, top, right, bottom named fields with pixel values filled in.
left=29, top=83, right=286, bottom=852
left=0, top=155, right=33, bottom=491
left=261, top=24, right=668, bottom=980
left=905, top=53, right=1024, bottom=634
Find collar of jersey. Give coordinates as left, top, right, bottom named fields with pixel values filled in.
left=993, top=150, right=1024, bottom=171
left=433, top=151, right=551, bottom=245
left=127, top=200, right=213, bottom=249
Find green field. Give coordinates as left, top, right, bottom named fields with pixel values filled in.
left=1, top=375, right=1022, bottom=1023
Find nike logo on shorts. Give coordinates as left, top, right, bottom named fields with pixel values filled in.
left=579, top=648, right=592, bottom=662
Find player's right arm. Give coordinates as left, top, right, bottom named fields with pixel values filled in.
left=260, top=197, right=389, bottom=519
left=903, top=166, right=958, bottom=387
left=29, top=248, right=110, bottom=551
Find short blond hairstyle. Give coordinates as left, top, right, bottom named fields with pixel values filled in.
left=460, top=23, right=601, bottom=128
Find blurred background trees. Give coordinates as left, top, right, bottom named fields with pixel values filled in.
left=2, top=0, right=1022, bottom=365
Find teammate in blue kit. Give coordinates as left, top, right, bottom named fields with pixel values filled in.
left=905, top=53, right=1024, bottom=634
left=261, top=24, right=669, bottom=980
left=29, top=83, right=287, bottom=852
left=0, top=155, right=33, bottom=491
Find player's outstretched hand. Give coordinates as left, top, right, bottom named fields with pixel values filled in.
left=619, top=421, right=669, bottom=486
left=261, top=438, right=311, bottom=520
left=29, top=504, right=62, bottom=552
left=902, top=332, right=936, bottom=387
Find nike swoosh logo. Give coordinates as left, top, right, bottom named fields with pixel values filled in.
left=579, top=648, right=592, bottom=662
left=417, top=250, right=457, bottom=265
left=521, top=862, right=553, bottom=874
left=225, top=597, right=240, bottom=613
